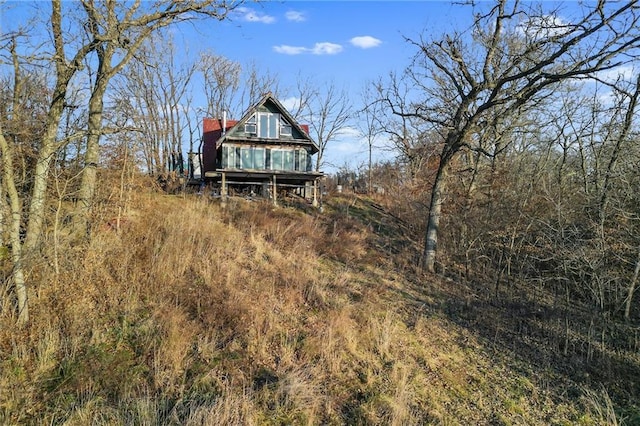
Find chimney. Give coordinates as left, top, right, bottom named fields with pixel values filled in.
left=222, top=111, right=227, bottom=136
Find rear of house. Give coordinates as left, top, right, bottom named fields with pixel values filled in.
left=201, top=93, right=323, bottom=205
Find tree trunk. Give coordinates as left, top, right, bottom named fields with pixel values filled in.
left=368, top=141, right=372, bottom=194
left=624, top=246, right=640, bottom=321
left=24, top=0, right=88, bottom=253
left=74, top=88, right=106, bottom=235
left=422, top=161, right=448, bottom=273
left=74, top=43, right=112, bottom=236
left=0, top=126, right=28, bottom=325
left=23, top=87, right=69, bottom=253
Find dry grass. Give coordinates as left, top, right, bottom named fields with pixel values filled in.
left=0, top=188, right=636, bottom=424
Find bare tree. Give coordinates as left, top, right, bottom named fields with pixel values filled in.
left=375, top=73, right=436, bottom=181
left=382, top=0, right=640, bottom=272
left=0, top=0, right=239, bottom=324
left=589, top=73, right=640, bottom=319
left=199, top=51, right=241, bottom=119
left=298, top=81, right=352, bottom=172
left=22, top=0, right=96, bottom=256
left=357, top=84, right=384, bottom=193
left=237, top=61, right=282, bottom=114
left=74, top=0, right=239, bottom=235
left=113, top=35, right=197, bottom=178
left=0, top=39, right=30, bottom=324
left=0, top=0, right=97, bottom=325
left=199, top=55, right=281, bottom=119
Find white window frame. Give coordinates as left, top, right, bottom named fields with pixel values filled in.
left=245, top=115, right=257, bottom=135
left=280, top=116, right=292, bottom=137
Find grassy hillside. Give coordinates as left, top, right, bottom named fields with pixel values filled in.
left=1, top=190, right=638, bottom=425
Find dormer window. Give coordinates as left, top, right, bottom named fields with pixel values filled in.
left=280, top=117, right=292, bottom=137
left=244, top=112, right=292, bottom=139
left=258, top=112, right=277, bottom=138
left=244, top=115, right=256, bottom=134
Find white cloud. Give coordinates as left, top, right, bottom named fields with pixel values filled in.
left=280, top=97, right=302, bottom=112
left=273, top=42, right=343, bottom=56
left=350, top=36, right=382, bottom=49
left=236, top=7, right=275, bottom=24
left=273, top=45, right=307, bottom=55
left=337, top=126, right=361, bottom=139
left=334, top=140, right=363, bottom=154
left=311, top=42, right=343, bottom=55
left=285, top=10, right=306, bottom=22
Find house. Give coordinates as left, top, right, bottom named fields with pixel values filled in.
left=201, top=92, right=323, bottom=205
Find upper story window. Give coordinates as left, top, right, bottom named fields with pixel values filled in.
left=244, top=112, right=292, bottom=139
left=244, top=115, right=256, bottom=135
left=280, top=117, right=292, bottom=137
left=259, top=112, right=278, bottom=138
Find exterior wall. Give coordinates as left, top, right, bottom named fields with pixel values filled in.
left=220, top=144, right=311, bottom=172
left=201, top=96, right=317, bottom=178
left=202, top=117, right=238, bottom=174
left=202, top=118, right=221, bottom=173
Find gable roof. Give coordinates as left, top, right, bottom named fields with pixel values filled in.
left=213, top=92, right=319, bottom=154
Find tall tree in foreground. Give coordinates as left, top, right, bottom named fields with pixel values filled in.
left=0, top=40, right=28, bottom=323
left=74, top=0, right=239, bottom=235
left=381, top=0, right=640, bottom=272
left=3, top=1, right=97, bottom=325
left=2, top=0, right=240, bottom=325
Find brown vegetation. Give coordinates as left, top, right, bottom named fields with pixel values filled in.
left=1, top=180, right=638, bottom=424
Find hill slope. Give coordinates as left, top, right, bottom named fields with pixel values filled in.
left=1, top=193, right=637, bottom=424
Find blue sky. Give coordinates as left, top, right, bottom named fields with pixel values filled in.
left=4, top=1, right=631, bottom=172
left=176, top=1, right=470, bottom=170
left=0, top=1, right=478, bottom=171
left=185, top=1, right=458, bottom=84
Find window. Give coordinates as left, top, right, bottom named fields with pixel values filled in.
left=270, top=149, right=283, bottom=170
left=258, top=112, right=278, bottom=138
left=253, top=148, right=266, bottom=169
left=244, top=111, right=292, bottom=139
left=247, top=112, right=289, bottom=139
left=241, top=147, right=253, bottom=169
left=269, top=148, right=300, bottom=171
left=283, top=150, right=295, bottom=171
left=238, top=147, right=266, bottom=170
left=296, top=149, right=308, bottom=171
left=244, top=115, right=256, bottom=134
left=222, top=145, right=236, bottom=168
left=280, top=117, right=292, bottom=137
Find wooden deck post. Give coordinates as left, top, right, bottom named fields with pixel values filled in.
left=312, top=178, right=319, bottom=207
left=221, top=172, right=227, bottom=205
left=272, top=174, right=278, bottom=206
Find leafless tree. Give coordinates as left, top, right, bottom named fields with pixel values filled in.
left=199, top=51, right=241, bottom=119
left=374, top=73, right=438, bottom=181
left=357, top=84, right=384, bottom=193
left=0, top=39, right=30, bottom=324
left=0, top=0, right=240, bottom=325
left=298, top=81, right=352, bottom=172
left=113, top=35, right=197, bottom=178
left=237, top=61, right=282, bottom=114
left=73, top=0, right=239, bottom=235
left=382, top=0, right=640, bottom=272
left=199, top=55, right=282, bottom=120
